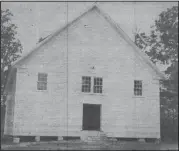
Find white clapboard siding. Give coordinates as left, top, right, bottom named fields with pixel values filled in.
left=67, top=9, right=160, bottom=138
left=7, top=7, right=161, bottom=138
left=12, top=29, right=68, bottom=136
left=4, top=71, right=17, bottom=135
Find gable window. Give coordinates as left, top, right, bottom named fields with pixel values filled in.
left=94, top=77, right=103, bottom=93
left=82, top=76, right=91, bottom=93
left=134, top=80, right=142, bottom=96
left=37, top=73, right=47, bottom=90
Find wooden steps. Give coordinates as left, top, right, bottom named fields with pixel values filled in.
left=81, top=131, right=108, bottom=143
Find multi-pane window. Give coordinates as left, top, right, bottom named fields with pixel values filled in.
left=82, top=76, right=91, bottom=93
left=37, top=73, right=47, bottom=90
left=93, top=77, right=103, bottom=93
left=134, top=80, right=142, bottom=96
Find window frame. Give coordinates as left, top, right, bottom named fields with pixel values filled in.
left=81, top=76, right=103, bottom=94
left=81, top=76, right=91, bottom=93
left=37, top=73, right=48, bottom=91
left=93, top=77, right=103, bottom=94
left=134, top=80, right=142, bottom=96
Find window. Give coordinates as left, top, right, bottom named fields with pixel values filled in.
left=82, top=76, right=91, bottom=92
left=81, top=76, right=103, bottom=94
left=134, top=80, right=142, bottom=96
left=94, top=77, right=103, bottom=93
left=37, top=73, right=47, bottom=90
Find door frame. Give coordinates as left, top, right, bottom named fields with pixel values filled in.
left=82, top=103, right=101, bottom=131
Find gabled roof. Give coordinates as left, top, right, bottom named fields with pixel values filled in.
left=10, top=4, right=166, bottom=80
left=11, top=4, right=98, bottom=67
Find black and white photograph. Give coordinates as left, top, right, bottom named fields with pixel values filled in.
left=1, top=1, right=178, bottom=150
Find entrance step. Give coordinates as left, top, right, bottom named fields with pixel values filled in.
left=81, top=131, right=108, bottom=143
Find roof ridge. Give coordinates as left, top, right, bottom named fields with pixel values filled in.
left=11, top=4, right=165, bottom=79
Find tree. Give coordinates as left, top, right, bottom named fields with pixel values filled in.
left=1, top=9, right=22, bottom=105
left=135, top=6, right=178, bottom=65
left=134, top=5, right=178, bottom=141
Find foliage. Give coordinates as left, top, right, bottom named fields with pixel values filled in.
left=135, top=6, right=178, bottom=65
left=134, top=5, right=178, bottom=141
left=1, top=9, right=22, bottom=105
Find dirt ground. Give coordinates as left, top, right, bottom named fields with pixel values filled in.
left=1, top=140, right=178, bottom=150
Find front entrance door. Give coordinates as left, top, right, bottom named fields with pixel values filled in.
left=82, top=104, right=101, bottom=131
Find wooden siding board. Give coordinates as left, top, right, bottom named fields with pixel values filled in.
left=4, top=70, right=17, bottom=136
left=10, top=9, right=160, bottom=138
left=67, top=10, right=160, bottom=138
left=13, top=30, right=68, bottom=136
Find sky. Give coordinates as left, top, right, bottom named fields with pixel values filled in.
left=2, top=2, right=177, bottom=71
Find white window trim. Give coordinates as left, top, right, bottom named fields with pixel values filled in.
left=81, top=76, right=103, bottom=95
left=37, top=73, right=48, bottom=91
left=133, top=80, right=143, bottom=97
left=82, top=76, right=91, bottom=93
left=93, top=77, right=103, bottom=94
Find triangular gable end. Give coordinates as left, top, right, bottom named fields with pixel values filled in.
left=93, top=6, right=166, bottom=80
left=11, top=4, right=98, bottom=68
left=11, top=5, right=166, bottom=80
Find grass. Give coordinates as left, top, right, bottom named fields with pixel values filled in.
left=1, top=140, right=178, bottom=150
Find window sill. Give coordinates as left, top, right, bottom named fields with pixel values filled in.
left=36, top=90, right=48, bottom=93
left=80, top=92, right=105, bottom=96
left=132, top=96, right=145, bottom=98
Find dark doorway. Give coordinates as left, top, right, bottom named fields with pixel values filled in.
left=82, top=104, right=101, bottom=131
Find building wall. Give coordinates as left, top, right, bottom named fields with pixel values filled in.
left=4, top=70, right=17, bottom=135
left=13, top=30, right=68, bottom=136
left=13, top=8, right=160, bottom=138
left=67, top=8, right=160, bottom=138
